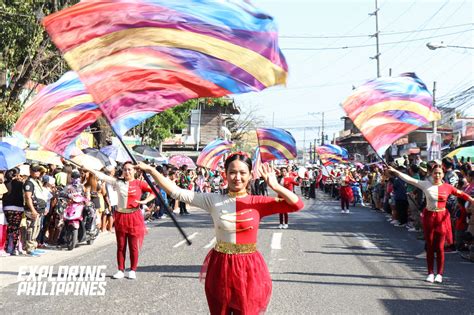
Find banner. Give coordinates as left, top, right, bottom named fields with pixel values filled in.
left=426, top=133, right=441, bottom=161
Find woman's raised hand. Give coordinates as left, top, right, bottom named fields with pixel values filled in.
left=134, top=162, right=154, bottom=173
left=258, top=163, right=279, bottom=190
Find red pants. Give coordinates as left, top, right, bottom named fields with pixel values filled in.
left=0, top=225, right=7, bottom=252
left=113, top=211, right=146, bottom=271
left=115, top=231, right=139, bottom=271
left=422, top=209, right=452, bottom=275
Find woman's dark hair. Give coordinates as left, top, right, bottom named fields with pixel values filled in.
left=410, top=164, right=419, bottom=174
left=224, top=153, right=252, bottom=173
left=430, top=164, right=443, bottom=174
left=5, top=167, right=19, bottom=182
left=123, top=161, right=134, bottom=168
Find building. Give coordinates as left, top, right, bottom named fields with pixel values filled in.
left=161, top=98, right=240, bottom=158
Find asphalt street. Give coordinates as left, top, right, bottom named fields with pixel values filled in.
left=1, top=191, right=473, bottom=314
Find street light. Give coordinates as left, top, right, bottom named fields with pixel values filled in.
left=426, top=41, right=474, bottom=50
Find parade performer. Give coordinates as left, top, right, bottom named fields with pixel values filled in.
left=279, top=167, right=300, bottom=229
left=339, top=169, right=354, bottom=214
left=137, top=152, right=304, bottom=314
left=389, top=165, right=473, bottom=283
left=86, top=162, right=155, bottom=280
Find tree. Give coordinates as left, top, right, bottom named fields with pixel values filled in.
left=0, top=1, right=77, bottom=133
left=227, top=103, right=264, bottom=151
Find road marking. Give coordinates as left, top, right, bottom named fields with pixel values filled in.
left=355, top=233, right=379, bottom=250
left=204, top=237, right=216, bottom=249
left=271, top=232, right=282, bottom=250
left=173, top=232, right=198, bottom=248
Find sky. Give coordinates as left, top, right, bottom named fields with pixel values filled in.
left=233, top=0, right=473, bottom=150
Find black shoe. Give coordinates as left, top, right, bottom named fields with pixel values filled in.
left=184, top=212, right=191, bottom=215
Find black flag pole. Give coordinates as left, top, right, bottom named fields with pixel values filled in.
left=113, top=131, right=192, bottom=245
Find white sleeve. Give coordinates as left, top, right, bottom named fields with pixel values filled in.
left=170, top=189, right=214, bottom=212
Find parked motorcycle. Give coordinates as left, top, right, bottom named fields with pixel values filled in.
left=63, top=194, right=98, bottom=250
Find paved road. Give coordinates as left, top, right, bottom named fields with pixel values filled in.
left=1, top=192, right=473, bottom=314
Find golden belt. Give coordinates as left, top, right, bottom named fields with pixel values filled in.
left=427, top=207, right=446, bottom=212
left=117, top=207, right=139, bottom=214
left=214, top=241, right=257, bottom=254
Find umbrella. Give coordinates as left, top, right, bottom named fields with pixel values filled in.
left=132, top=145, right=163, bottom=158
left=169, top=155, right=196, bottom=169
left=445, top=146, right=474, bottom=160
left=71, top=154, right=105, bottom=170
left=82, top=147, right=114, bottom=166
left=0, top=142, right=26, bottom=170
left=100, top=145, right=130, bottom=163
left=25, top=149, right=63, bottom=167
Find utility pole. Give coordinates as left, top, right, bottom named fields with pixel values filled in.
left=308, top=112, right=325, bottom=145
left=432, top=81, right=437, bottom=134
left=321, top=112, right=325, bottom=145
left=369, top=0, right=381, bottom=77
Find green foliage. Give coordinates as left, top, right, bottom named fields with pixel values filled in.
left=129, top=99, right=199, bottom=147
left=0, top=1, right=77, bottom=133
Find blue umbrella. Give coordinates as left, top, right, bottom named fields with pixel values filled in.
left=0, top=142, right=26, bottom=170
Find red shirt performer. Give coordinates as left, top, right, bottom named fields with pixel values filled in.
left=389, top=165, right=473, bottom=283
left=278, top=167, right=300, bottom=229
left=88, top=162, right=155, bottom=280
left=138, top=152, right=304, bottom=314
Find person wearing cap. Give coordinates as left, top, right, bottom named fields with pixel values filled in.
left=389, top=164, right=474, bottom=284
left=23, top=164, right=48, bottom=256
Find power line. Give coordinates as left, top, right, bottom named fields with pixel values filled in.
left=280, top=23, right=473, bottom=39
left=281, top=28, right=472, bottom=51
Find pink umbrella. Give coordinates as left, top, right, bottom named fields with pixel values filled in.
left=169, top=155, right=196, bottom=169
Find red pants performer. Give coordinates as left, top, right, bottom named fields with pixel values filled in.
left=390, top=165, right=473, bottom=283
left=88, top=162, right=155, bottom=280
left=422, top=209, right=452, bottom=276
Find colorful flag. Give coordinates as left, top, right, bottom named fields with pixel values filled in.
left=43, top=0, right=288, bottom=135
left=251, top=147, right=262, bottom=179
left=316, top=144, right=348, bottom=159
left=256, top=127, right=297, bottom=162
left=197, top=139, right=234, bottom=170
left=13, top=71, right=102, bottom=158
left=341, top=72, right=440, bottom=157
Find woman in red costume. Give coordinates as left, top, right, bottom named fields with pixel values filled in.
left=137, top=152, right=304, bottom=314
left=87, top=162, right=155, bottom=280
left=339, top=169, right=355, bottom=214
left=389, top=165, right=473, bottom=283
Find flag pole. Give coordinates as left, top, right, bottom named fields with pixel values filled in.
left=112, top=130, right=192, bottom=245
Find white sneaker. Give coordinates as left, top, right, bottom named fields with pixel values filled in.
left=361, top=203, right=366, bottom=207
left=127, top=270, right=136, bottom=280
left=434, top=274, right=442, bottom=283
left=426, top=274, right=435, bottom=283
left=112, top=270, right=125, bottom=279
left=341, top=210, right=346, bottom=214
left=278, top=224, right=283, bottom=229
left=390, top=220, right=400, bottom=225
left=283, top=224, right=288, bottom=229
left=345, top=210, right=350, bottom=214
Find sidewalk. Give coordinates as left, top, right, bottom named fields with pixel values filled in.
left=0, top=232, right=116, bottom=289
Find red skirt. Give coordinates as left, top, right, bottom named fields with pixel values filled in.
left=201, top=249, right=272, bottom=315
left=340, top=185, right=353, bottom=201
left=422, top=209, right=453, bottom=245
left=113, top=210, right=146, bottom=247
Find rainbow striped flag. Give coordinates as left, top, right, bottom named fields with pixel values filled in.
left=316, top=144, right=348, bottom=166
left=13, top=71, right=102, bottom=158
left=43, top=0, right=288, bottom=136
left=197, top=139, right=234, bottom=170
left=256, top=127, right=297, bottom=163
left=341, top=73, right=440, bottom=156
